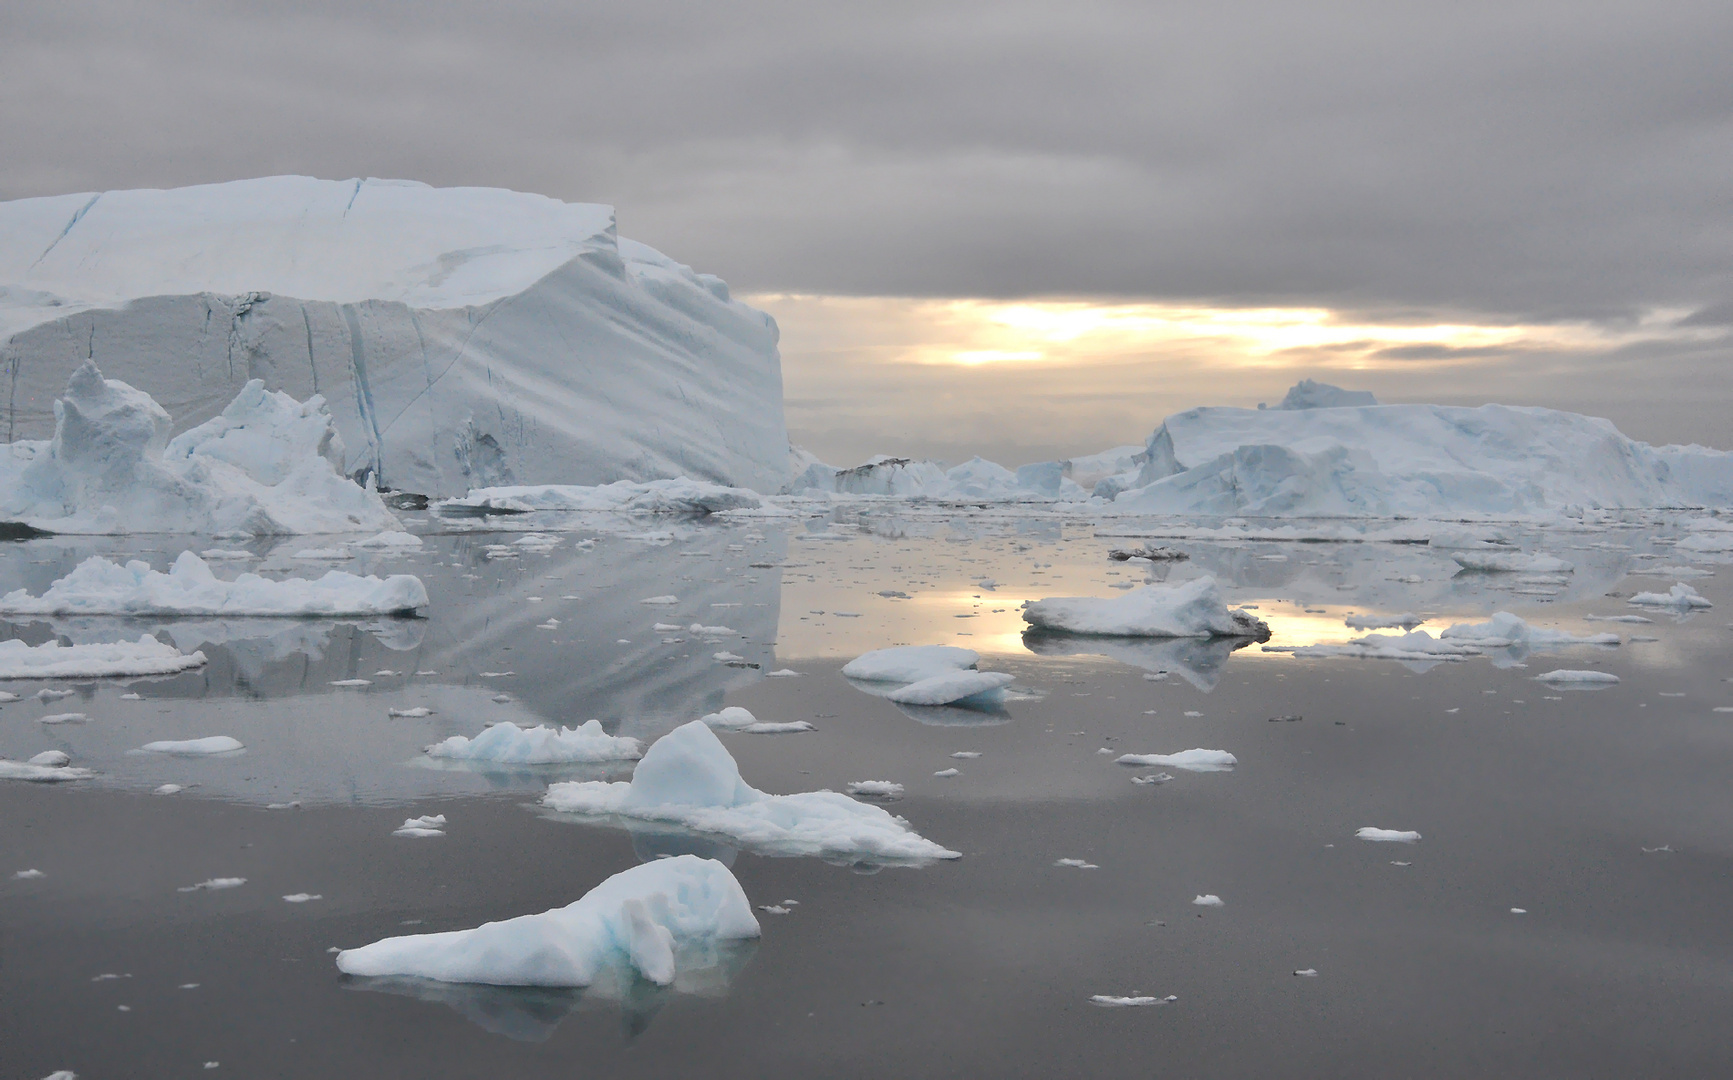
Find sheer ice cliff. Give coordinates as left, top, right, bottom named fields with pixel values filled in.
left=0, top=176, right=789, bottom=498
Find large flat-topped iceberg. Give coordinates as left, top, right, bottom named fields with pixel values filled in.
left=1106, top=386, right=1733, bottom=516
left=1, top=176, right=789, bottom=497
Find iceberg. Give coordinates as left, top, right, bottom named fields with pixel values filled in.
left=1, top=176, right=789, bottom=497
left=0, top=634, right=206, bottom=679
left=1629, top=583, right=1712, bottom=609
left=1103, top=382, right=1733, bottom=516
left=0, top=361, right=400, bottom=535
left=1022, top=577, right=1269, bottom=638
left=335, top=855, right=759, bottom=987
left=0, top=551, right=428, bottom=617
left=424, top=721, right=642, bottom=765
left=543, top=720, right=959, bottom=863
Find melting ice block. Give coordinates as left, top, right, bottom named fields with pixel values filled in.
left=0, top=551, right=427, bottom=617
left=335, top=855, right=759, bottom=987
left=543, top=720, right=959, bottom=863
left=1022, top=577, right=1268, bottom=638
left=424, top=721, right=641, bottom=765
left=0, top=361, right=400, bottom=535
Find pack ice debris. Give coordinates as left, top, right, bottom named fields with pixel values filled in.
left=701, top=707, right=814, bottom=734
left=13, top=868, right=46, bottom=879
left=425, top=721, right=642, bottom=764
left=134, top=736, right=245, bottom=755
left=842, top=645, right=981, bottom=683
left=933, top=767, right=960, bottom=778
left=0, top=757, right=95, bottom=782
left=394, top=814, right=447, bottom=837
left=0, top=361, right=400, bottom=535
left=1115, top=749, right=1237, bottom=773
left=1629, top=583, right=1712, bottom=609
left=1534, top=670, right=1620, bottom=684
left=1192, top=894, right=1224, bottom=907
left=542, top=721, right=959, bottom=862
left=0, top=551, right=427, bottom=616
left=1, top=176, right=789, bottom=498
left=38, top=712, right=88, bottom=725
left=1356, top=827, right=1421, bottom=842
left=388, top=706, right=435, bottom=718
left=1022, top=577, right=1269, bottom=638
left=1452, top=551, right=1574, bottom=573
left=0, top=635, right=207, bottom=679
left=846, top=781, right=905, bottom=799
left=335, top=855, right=759, bottom=987
left=1055, top=858, right=1099, bottom=869
left=283, top=893, right=323, bottom=903
left=1091, top=994, right=1178, bottom=1007
left=178, top=877, right=246, bottom=891
left=439, top=478, right=762, bottom=516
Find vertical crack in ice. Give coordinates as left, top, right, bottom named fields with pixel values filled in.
left=343, top=178, right=364, bottom=217
left=343, top=304, right=384, bottom=482
left=301, top=304, right=319, bottom=395
left=28, top=192, right=102, bottom=270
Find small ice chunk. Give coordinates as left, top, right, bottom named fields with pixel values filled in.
left=1023, top=576, right=1267, bottom=638
left=639, top=595, right=679, bottom=605
left=1294, top=968, right=1319, bottom=977
left=1629, top=583, right=1712, bottom=609
left=13, top=868, right=45, bottom=879
left=0, top=758, right=95, bottom=782
left=1131, top=773, right=1173, bottom=785
left=38, top=712, right=88, bottom=724
left=950, top=751, right=981, bottom=759
left=1452, top=551, right=1574, bottom=573
left=353, top=530, right=423, bottom=549
left=0, top=635, right=206, bottom=680
left=712, top=651, right=745, bottom=662
left=427, top=721, right=642, bottom=764
left=154, top=783, right=184, bottom=794
left=846, top=781, right=905, bottom=798
left=282, top=893, right=323, bottom=903
left=293, top=547, right=353, bottom=560
left=1533, top=670, right=1620, bottom=684
left=388, top=707, right=434, bottom=718
left=933, top=767, right=960, bottom=778
left=1510, top=907, right=1528, bottom=914
left=1116, top=749, right=1236, bottom=772
left=28, top=750, right=70, bottom=767
left=178, top=877, right=246, bottom=892
left=885, top=670, right=1014, bottom=705
left=329, top=679, right=372, bottom=687
left=1091, top=994, right=1177, bottom=1007
left=36, top=688, right=74, bottom=701
left=759, top=904, right=791, bottom=915
left=842, top=644, right=979, bottom=683
left=393, top=814, right=447, bottom=837
left=764, top=669, right=802, bottom=678
left=1356, top=827, right=1421, bottom=842
left=1192, top=894, right=1224, bottom=907
left=119, top=691, right=142, bottom=700
left=1054, top=858, right=1099, bottom=869
left=134, top=736, right=244, bottom=755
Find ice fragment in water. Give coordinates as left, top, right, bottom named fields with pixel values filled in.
left=393, top=814, right=447, bottom=837
left=933, top=767, right=960, bottom=778
left=282, top=893, right=323, bottom=903
left=133, top=736, right=244, bottom=755
left=846, top=781, right=905, bottom=798
left=1091, top=994, right=1176, bottom=1007
left=178, top=878, right=246, bottom=892
left=1356, top=827, right=1421, bottom=842
left=1054, top=858, right=1099, bottom=869
left=1192, top=894, right=1224, bottom=907
left=1116, top=749, right=1236, bottom=772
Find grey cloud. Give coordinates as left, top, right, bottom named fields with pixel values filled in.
left=2, top=0, right=1731, bottom=322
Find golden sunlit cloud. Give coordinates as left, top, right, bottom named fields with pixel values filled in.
left=749, top=294, right=1706, bottom=371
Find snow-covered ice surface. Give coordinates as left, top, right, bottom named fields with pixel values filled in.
left=0, top=551, right=427, bottom=616
left=1, top=177, right=789, bottom=498
left=336, top=855, right=758, bottom=987
left=542, top=720, right=958, bottom=864
left=0, top=635, right=206, bottom=679
left=0, top=362, right=401, bottom=535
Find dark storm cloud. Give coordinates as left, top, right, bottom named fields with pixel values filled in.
left=2, top=0, right=1730, bottom=320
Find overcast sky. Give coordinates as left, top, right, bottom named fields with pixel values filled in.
left=4, top=1, right=1729, bottom=460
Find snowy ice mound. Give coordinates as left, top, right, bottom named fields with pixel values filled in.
left=1103, top=383, right=1733, bottom=516
left=438, top=478, right=762, bottom=516
left=0, top=361, right=399, bottom=535
left=841, top=645, right=1012, bottom=708
left=543, top=720, right=960, bottom=863
left=0, top=176, right=789, bottom=497
left=1022, top=577, right=1269, bottom=638
left=0, top=551, right=428, bottom=616
left=336, top=855, right=759, bottom=987
left=0, top=635, right=206, bottom=679
left=425, top=721, right=642, bottom=765
left=842, top=645, right=981, bottom=683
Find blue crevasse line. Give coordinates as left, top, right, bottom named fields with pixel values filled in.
left=29, top=192, right=102, bottom=269
left=343, top=178, right=364, bottom=217
left=343, top=304, right=384, bottom=480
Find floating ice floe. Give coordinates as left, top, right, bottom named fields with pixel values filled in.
left=0, top=755, right=95, bottom=782
left=1344, top=613, right=1424, bottom=630
left=1022, top=577, right=1269, bottom=638
left=1533, top=670, right=1620, bottom=684
left=336, top=855, right=759, bottom=987
left=0, top=361, right=400, bottom=535
left=885, top=670, right=1015, bottom=706
left=388, top=707, right=435, bottom=718
left=1452, top=551, right=1574, bottom=573
left=425, top=721, right=642, bottom=765
left=700, top=707, right=814, bottom=734
left=394, top=814, right=447, bottom=837
left=846, top=781, right=905, bottom=799
left=1275, top=612, right=1619, bottom=664
left=353, top=531, right=423, bottom=549
left=133, top=736, right=245, bottom=755
left=438, top=478, right=762, bottom=516
left=0, top=551, right=427, bottom=617
left=1091, top=994, right=1177, bottom=1007
left=542, top=720, right=959, bottom=863
left=1115, top=749, right=1237, bottom=773
left=1192, top=894, right=1224, bottom=907
left=1628, top=583, right=1712, bottom=610
left=842, top=645, right=981, bottom=683
left=178, top=877, right=245, bottom=892
left=38, top=712, right=88, bottom=725
left=1356, top=827, right=1421, bottom=842
left=0, top=635, right=206, bottom=679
